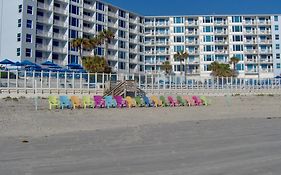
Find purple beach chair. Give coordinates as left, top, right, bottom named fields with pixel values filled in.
left=114, top=96, right=127, bottom=108
left=94, top=96, right=105, bottom=108
left=192, top=96, right=203, bottom=106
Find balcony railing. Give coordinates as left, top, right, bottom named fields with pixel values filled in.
left=214, top=50, right=228, bottom=54
left=244, top=49, right=258, bottom=54
left=214, top=40, right=228, bottom=44
left=53, top=33, right=68, bottom=40
left=54, top=7, right=67, bottom=15
left=37, top=2, right=52, bottom=11
left=214, top=30, right=227, bottom=35
left=53, top=47, right=67, bottom=54
left=258, top=30, right=271, bottom=34
left=83, top=27, right=94, bottom=33
left=108, top=12, right=118, bottom=18
left=186, top=21, right=198, bottom=25
left=259, top=40, right=272, bottom=44
left=54, top=20, right=67, bottom=27
left=83, top=3, right=94, bottom=11
left=186, top=31, right=198, bottom=35
left=83, top=15, right=94, bottom=22
left=259, top=49, right=272, bottom=54
left=36, top=30, right=52, bottom=37
left=37, top=16, right=52, bottom=24
left=36, top=44, right=51, bottom=51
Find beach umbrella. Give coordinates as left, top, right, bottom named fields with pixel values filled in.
left=12, top=61, right=24, bottom=67
left=21, top=60, right=35, bottom=66
left=49, top=65, right=62, bottom=69
left=41, top=60, right=56, bottom=66
left=0, top=59, right=15, bottom=65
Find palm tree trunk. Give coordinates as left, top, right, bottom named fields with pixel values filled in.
left=79, top=47, right=82, bottom=65
left=105, top=40, right=109, bottom=65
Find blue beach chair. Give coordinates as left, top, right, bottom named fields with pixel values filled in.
left=59, top=96, right=72, bottom=109
left=104, top=96, right=117, bottom=108
left=143, top=96, right=152, bottom=107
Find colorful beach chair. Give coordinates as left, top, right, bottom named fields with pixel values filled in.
left=135, top=96, right=145, bottom=107
left=114, top=96, right=127, bottom=108
left=104, top=96, right=117, bottom=108
left=125, top=96, right=136, bottom=108
left=200, top=96, right=210, bottom=106
left=48, top=96, right=59, bottom=110
left=159, top=96, right=169, bottom=107
left=192, top=96, right=203, bottom=106
left=93, top=96, right=105, bottom=108
left=70, top=96, right=83, bottom=109
left=143, top=96, right=152, bottom=107
left=82, top=96, right=94, bottom=109
left=183, top=96, right=195, bottom=106
left=59, top=96, right=72, bottom=109
left=168, top=96, right=179, bottom=107
left=151, top=96, right=162, bottom=107
left=176, top=96, right=186, bottom=106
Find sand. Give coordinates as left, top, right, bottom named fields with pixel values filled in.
left=0, top=95, right=280, bottom=138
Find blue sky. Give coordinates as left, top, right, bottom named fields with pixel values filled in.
left=102, top=0, right=281, bottom=16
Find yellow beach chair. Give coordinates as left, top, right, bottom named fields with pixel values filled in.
left=48, top=96, right=59, bottom=110
left=125, top=96, right=136, bottom=108
left=82, top=96, right=94, bottom=109
left=151, top=96, right=162, bottom=107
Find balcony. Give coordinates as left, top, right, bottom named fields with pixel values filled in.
left=214, top=21, right=227, bottom=25
left=245, top=69, right=258, bottom=74
left=130, top=48, right=139, bottom=54
left=108, top=55, right=118, bottom=61
left=244, top=49, right=258, bottom=54
left=155, top=22, right=169, bottom=26
left=53, top=33, right=68, bottom=40
left=214, top=50, right=228, bottom=54
left=244, top=40, right=257, bottom=44
left=187, top=69, right=200, bottom=75
left=36, top=30, right=52, bottom=38
left=145, top=22, right=154, bottom=26
left=258, top=30, right=271, bottom=35
left=54, top=20, right=67, bottom=28
left=155, top=41, right=169, bottom=45
left=83, top=15, right=94, bottom=22
left=214, top=30, right=227, bottom=35
left=54, top=7, right=67, bottom=15
left=188, top=59, right=200, bottom=64
left=53, top=47, right=67, bottom=54
left=83, top=27, right=94, bottom=33
left=259, top=49, right=272, bottom=54
left=260, top=59, right=273, bottom=63
left=129, top=28, right=138, bottom=34
left=83, top=3, right=95, bottom=11
left=155, top=32, right=169, bottom=36
left=37, top=16, right=52, bottom=24
left=129, top=38, right=138, bottom=43
left=186, top=21, right=198, bottom=26
left=259, top=40, right=272, bottom=44
left=214, top=40, right=228, bottom=45
left=108, top=12, right=118, bottom=18
left=36, top=44, right=51, bottom=51
left=258, top=21, right=271, bottom=25
left=145, top=51, right=155, bottom=55
left=244, top=30, right=257, bottom=35
left=189, top=50, right=199, bottom=55
left=108, top=44, right=118, bottom=50
left=245, top=59, right=257, bottom=63
left=186, top=31, right=198, bottom=35
left=244, top=20, right=257, bottom=25
left=260, top=68, right=273, bottom=73
left=156, top=50, right=169, bottom=55
left=37, top=2, right=53, bottom=11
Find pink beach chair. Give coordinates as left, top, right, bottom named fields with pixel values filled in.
left=93, top=96, right=105, bottom=108
left=192, top=96, right=203, bottom=106
left=114, top=96, right=127, bottom=108
left=183, top=96, right=195, bottom=106
left=167, top=96, right=179, bottom=107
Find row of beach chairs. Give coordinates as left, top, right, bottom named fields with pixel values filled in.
left=48, top=95, right=210, bottom=109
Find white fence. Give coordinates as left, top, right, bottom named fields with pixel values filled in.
left=1, top=70, right=281, bottom=97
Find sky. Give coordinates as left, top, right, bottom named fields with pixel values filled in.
left=102, top=0, right=281, bottom=16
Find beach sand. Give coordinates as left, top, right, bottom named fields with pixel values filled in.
left=0, top=95, right=280, bottom=137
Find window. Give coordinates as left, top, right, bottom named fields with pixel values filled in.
left=276, top=54, right=280, bottom=59
left=275, top=35, right=279, bottom=40
left=18, top=19, right=21, bottom=27
left=232, top=35, right=243, bottom=42
left=274, top=16, right=279, bottom=22
left=27, top=5, right=33, bottom=14
left=70, top=17, right=79, bottom=27
left=118, top=20, right=126, bottom=28
left=96, top=13, right=104, bottom=22
left=233, top=54, right=244, bottom=61
left=277, top=63, right=281, bottom=69
left=118, top=51, right=126, bottom=59
left=17, top=48, right=20, bottom=56
left=174, top=45, right=184, bottom=52
left=26, top=48, right=31, bottom=57
left=275, top=25, right=279, bottom=31
left=203, top=26, right=213, bottom=32
left=204, top=35, right=213, bottom=42
left=118, top=62, right=126, bottom=70
left=96, top=2, right=104, bottom=11
left=174, top=36, right=184, bottom=42
left=236, top=64, right=244, bottom=71
left=204, top=55, right=213, bottom=61
left=69, top=30, right=78, bottom=38
left=26, top=20, right=32, bottom=28
left=26, top=34, right=32, bottom=43
left=174, top=27, right=184, bottom=33
left=17, top=33, right=21, bottom=42
left=118, top=30, right=126, bottom=38
left=204, top=45, right=213, bottom=52
left=118, top=41, right=126, bottom=49
left=276, top=44, right=280, bottom=50
left=203, top=16, right=213, bottom=23
left=232, top=16, right=242, bottom=23
left=233, top=45, right=243, bottom=51
left=119, top=10, right=126, bottom=18
left=232, top=26, right=242, bottom=32
left=174, top=17, right=184, bottom=24
left=70, top=5, right=80, bottom=15
left=18, top=5, right=22, bottom=13
left=96, top=24, right=104, bottom=32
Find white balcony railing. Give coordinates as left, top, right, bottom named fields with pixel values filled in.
left=36, top=44, right=51, bottom=51
left=37, top=2, right=53, bottom=11
left=36, top=30, right=52, bottom=37
left=54, top=7, right=67, bottom=15
left=53, top=33, right=68, bottom=40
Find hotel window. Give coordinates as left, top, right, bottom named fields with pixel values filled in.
left=17, top=48, right=20, bottom=56
left=203, top=26, right=213, bottom=32
left=204, top=65, right=211, bottom=71
left=174, top=17, right=184, bottom=24
left=174, top=45, right=184, bottom=52
left=118, top=62, right=126, bottom=70
left=174, top=36, right=184, bottom=43
left=274, top=16, right=279, bottom=22
left=277, top=63, right=281, bottom=69
left=204, top=55, right=213, bottom=61
left=69, top=55, right=78, bottom=64
left=26, top=20, right=32, bottom=28
left=96, top=2, right=104, bottom=11
left=96, top=24, right=104, bottom=32
left=118, top=30, right=126, bottom=38
left=174, top=27, right=184, bottom=33
left=276, top=54, right=280, bottom=59
left=119, top=10, right=126, bottom=18
left=233, top=45, right=243, bottom=51
left=71, top=0, right=80, bottom=3
left=275, top=35, right=280, bottom=40
left=236, top=64, right=244, bottom=71
left=70, top=30, right=78, bottom=38
left=18, top=19, right=21, bottom=27
left=96, top=13, right=104, bottom=22
left=18, top=5, right=22, bottom=13
left=232, top=35, right=243, bottom=42
left=119, top=20, right=126, bottom=28
left=232, top=26, right=242, bottom=32
left=17, top=33, right=21, bottom=42
left=275, top=25, right=279, bottom=31
left=26, top=34, right=32, bottom=43
left=203, top=16, right=213, bottom=23
left=27, top=5, right=33, bottom=14
left=204, top=35, right=213, bottom=42
left=118, top=51, right=126, bottom=59
left=233, top=54, right=244, bottom=61
left=118, top=41, right=126, bottom=49
left=276, top=44, right=280, bottom=50
left=70, top=17, right=79, bottom=27
left=70, top=5, right=80, bottom=15
left=204, top=45, right=213, bottom=52
left=26, top=48, right=32, bottom=57
left=232, top=16, right=242, bottom=23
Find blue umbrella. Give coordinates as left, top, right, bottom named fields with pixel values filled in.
left=0, top=59, right=15, bottom=65
left=21, top=60, right=35, bottom=66
left=49, top=65, right=62, bottom=69
left=11, top=61, right=24, bottom=67
left=41, top=60, right=56, bottom=66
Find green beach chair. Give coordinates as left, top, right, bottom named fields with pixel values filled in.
left=176, top=96, right=186, bottom=106
left=159, top=96, right=169, bottom=107
left=200, top=96, right=210, bottom=106
left=82, top=96, right=94, bottom=109
left=135, top=96, right=145, bottom=107
left=48, top=96, right=59, bottom=110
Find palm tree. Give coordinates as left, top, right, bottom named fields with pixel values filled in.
left=210, top=61, right=234, bottom=77
left=83, top=56, right=108, bottom=73
left=70, top=38, right=91, bottom=65
left=99, top=30, right=115, bottom=63
left=174, top=51, right=189, bottom=75
left=160, top=61, right=173, bottom=75
left=89, top=36, right=103, bottom=55
left=229, top=56, right=240, bottom=72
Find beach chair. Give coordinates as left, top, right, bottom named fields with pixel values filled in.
left=125, top=96, right=136, bottom=108
left=48, top=96, right=59, bottom=110
left=159, top=96, right=169, bottom=107
left=200, top=96, right=210, bottom=106
left=114, top=96, right=127, bottom=108
left=192, top=96, right=203, bottom=106
left=82, top=96, right=94, bottom=109
left=93, top=96, right=105, bottom=108
left=143, top=96, right=152, bottom=107
left=59, top=96, right=72, bottom=109
left=104, top=96, right=117, bottom=108
left=70, top=96, right=83, bottom=109
left=176, top=96, right=186, bottom=106
left=183, top=96, right=195, bottom=106
left=151, top=96, right=162, bottom=107
left=135, top=96, right=145, bottom=107
left=168, top=96, right=179, bottom=107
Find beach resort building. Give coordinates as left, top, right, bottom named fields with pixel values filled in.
left=0, top=0, right=281, bottom=78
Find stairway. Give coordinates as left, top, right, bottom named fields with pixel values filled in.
left=104, top=80, right=145, bottom=97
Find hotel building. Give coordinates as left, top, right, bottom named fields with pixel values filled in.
left=0, top=0, right=281, bottom=78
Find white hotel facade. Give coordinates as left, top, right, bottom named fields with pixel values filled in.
left=0, top=0, right=281, bottom=78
